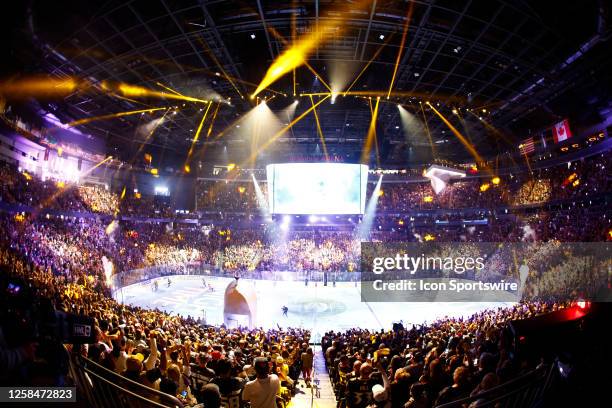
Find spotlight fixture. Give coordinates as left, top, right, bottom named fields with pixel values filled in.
left=379, top=34, right=385, bottom=40
left=452, top=109, right=458, bottom=115
left=482, top=108, right=487, bottom=113
left=250, top=33, right=256, bottom=39
left=414, top=72, right=420, bottom=77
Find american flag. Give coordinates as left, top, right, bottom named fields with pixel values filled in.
left=519, top=137, right=535, bottom=155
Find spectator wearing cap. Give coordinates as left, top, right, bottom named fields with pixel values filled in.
left=243, top=357, right=280, bottom=408
left=123, top=354, right=144, bottom=382
left=208, top=349, right=224, bottom=373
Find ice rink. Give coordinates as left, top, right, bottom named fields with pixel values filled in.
left=115, top=275, right=514, bottom=340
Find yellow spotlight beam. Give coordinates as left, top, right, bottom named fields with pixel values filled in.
left=155, top=82, right=183, bottom=96
left=309, top=95, right=329, bottom=161
left=0, top=77, right=79, bottom=99
left=291, top=0, right=297, bottom=96
left=267, top=26, right=333, bottom=94
left=427, top=102, right=490, bottom=174
left=104, top=82, right=208, bottom=103
left=387, top=1, right=414, bottom=99
left=253, top=0, right=372, bottom=96
left=66, top=107, right=166, bottom=127
left=189, top=103, right=222, bottom=164
left=66, top=45, right=286, bottom=96
left=185, top=102, right=213, bottom=166
left=344, top=33, right=395, bottom=96
left=373, top=119, right=381, bottom=168
left=361, top=97, right=380, bottom=163
left=245, top=95, right=331, bottom=164
left=109, top=92, right=153, bottom=107
left=206, top=103, right=221, bottom=138
left=419, top=103, right=437, bottom=159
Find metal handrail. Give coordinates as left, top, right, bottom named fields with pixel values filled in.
left=66, top=349, right=184, bottom=408
left=435, top=363, right=555, bottom=408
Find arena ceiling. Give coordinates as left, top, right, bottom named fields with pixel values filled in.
left=4, top=0, right=611, bottom=167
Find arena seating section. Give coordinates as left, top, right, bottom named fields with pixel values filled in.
left=0, top=154, right=610, bottom=407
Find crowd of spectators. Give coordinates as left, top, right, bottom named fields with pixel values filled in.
left=0, top=161, right=176, bottom=218
left=197, top=181, right=263, bottom=213
left=0, top=155, right=609, bottom=285
left=78, top=185, right=119, bottom=215
left=0, top=246, right=311, bottom=407
left=0, top=153, right=609, bottom=406
left=2, top=236, right=586, bottom=407
left=3, top=233, right=589, bottom=407
left=322, top=301, right=568, bottom=408
left=195, top=154, right=610, bottom=212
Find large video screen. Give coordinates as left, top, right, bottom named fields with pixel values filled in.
left=266, top=163, right=369, bottom=214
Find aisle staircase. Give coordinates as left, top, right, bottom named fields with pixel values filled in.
left=289, top=347, right=336, bottom=408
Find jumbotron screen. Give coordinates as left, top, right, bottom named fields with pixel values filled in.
left=266, top=163, right=369, bottom=214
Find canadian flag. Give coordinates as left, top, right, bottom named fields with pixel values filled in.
left=553, top=119, right=572, bottom=143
